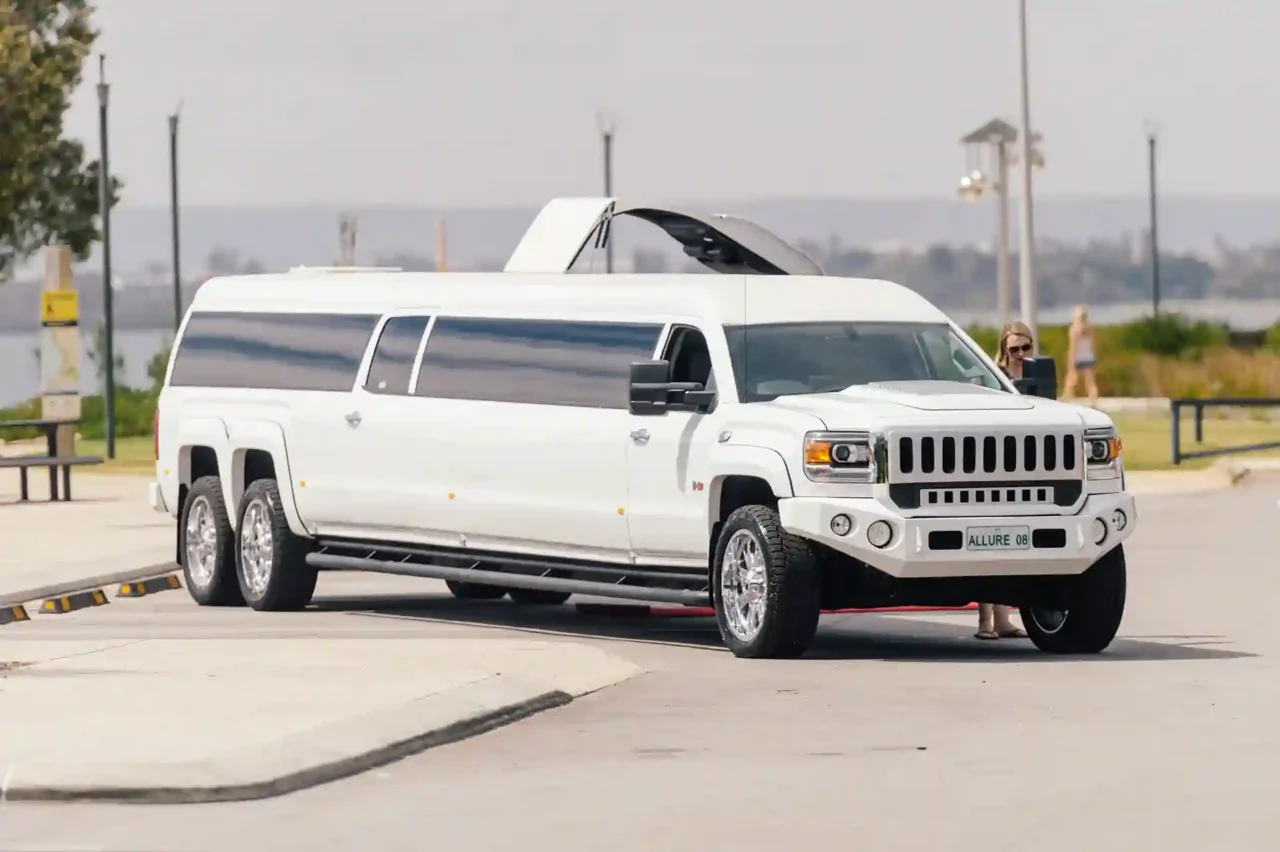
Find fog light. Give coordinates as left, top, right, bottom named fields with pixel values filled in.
left=1091, top=517, right=1108, bottom=545
left=830, top=513, right=853, bottom=537
left=1112, top=509, right=1127, bottom=532
left=867, top=520, right=893, bottom=549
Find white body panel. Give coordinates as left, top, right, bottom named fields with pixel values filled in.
left=151, top=197, right=1134, bottom=592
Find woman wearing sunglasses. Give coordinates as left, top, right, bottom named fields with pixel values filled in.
left=973, top=320, right=1036, bottom=640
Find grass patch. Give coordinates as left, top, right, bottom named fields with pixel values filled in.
left=76, top=435, right=155, bottom=476
left=1111, top=412, right=1280, bottom=470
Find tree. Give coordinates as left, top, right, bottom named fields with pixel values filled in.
left=0, top=1, right=121, bottom=280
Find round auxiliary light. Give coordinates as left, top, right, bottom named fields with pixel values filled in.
left=1091, top=517, right=1108, bottom=546
left=867, top=520, right=893, bottom=549
left=830, top=514, right=853, bottom=537
left=1112, top=509, right=1128, bottom=532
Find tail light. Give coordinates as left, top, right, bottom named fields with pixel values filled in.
left=154, top=408, right=159, bottom=461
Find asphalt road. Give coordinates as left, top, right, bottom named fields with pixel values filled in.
left=2, top=483, right=1279, bottom=852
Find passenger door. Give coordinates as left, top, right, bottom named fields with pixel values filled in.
left=324, top=312, right=434, bottom=535
left=403, top=316, right=664, bottom=558
left=624, top=324, right=724, bottom=563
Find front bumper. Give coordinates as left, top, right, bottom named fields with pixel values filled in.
left=778, top=492, right=1136, bottom=579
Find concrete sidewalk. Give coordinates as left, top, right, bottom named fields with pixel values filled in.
left=0, top=637, right=643, bottom=803
left=0, top=473, right=173, bottom=605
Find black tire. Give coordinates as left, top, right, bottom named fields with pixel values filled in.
left=234, top=478, right=318, bottom=612
left=445, top=579, right=508, bottom=600
left=179, top=475, right=245, bottom=607
left=507, top=588, right=572, bottom=606
left=1021, top=544, right=1126, bottom=654
left=711, top=505, right=822, bottom=659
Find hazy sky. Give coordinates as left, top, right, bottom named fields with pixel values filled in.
left=66, top=0, right=1274, bottom=208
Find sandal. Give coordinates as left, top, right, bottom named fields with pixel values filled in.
left=974, top=630, right=999, bottom=640
left=996, top=628, right=1028, bottom=639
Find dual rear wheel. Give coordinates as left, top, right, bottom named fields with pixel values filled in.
left=180, top=475, right=316, bottom=611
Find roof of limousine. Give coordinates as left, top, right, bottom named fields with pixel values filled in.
left=189, top=271, right=952, bottom=328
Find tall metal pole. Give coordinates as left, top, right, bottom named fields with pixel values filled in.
left=602, top=128, right=614, bottom=273
left=1147, top=131, right=1161, bottom=316
left=96, top=55, right=115, bottom=460
left=169, top=111, right=182, bottom=331
left=995, top=139, right=1012, bottom=328
left=1016, top=0, right=1039, bottom=350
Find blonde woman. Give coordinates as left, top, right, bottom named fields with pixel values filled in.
left=975, top=321, right=1033, bottom=641
left=1063, top=306, right=1100, bottom=404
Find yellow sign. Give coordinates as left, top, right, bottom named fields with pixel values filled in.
left=40, top=290, right=79, bottom=326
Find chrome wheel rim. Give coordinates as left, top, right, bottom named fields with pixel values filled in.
left=721, top=529, right=769, bottom=642
left=184, top=496, right=218, bottom=587
left=239, top=498, right=274, bottom=596
left=1029, top=608, right=1068, bottom=634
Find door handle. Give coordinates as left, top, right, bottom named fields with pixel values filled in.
left=345, top=411, right=363, bottom=428
left=630, top=429, right=650, bottom=444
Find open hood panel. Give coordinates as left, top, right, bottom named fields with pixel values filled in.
left=502, top=197, right=824, bottom=276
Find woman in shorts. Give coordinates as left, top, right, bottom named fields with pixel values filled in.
left=1063, top=305, right=1100, bottom=405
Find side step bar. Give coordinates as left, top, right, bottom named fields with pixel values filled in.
left=306, top=550, right=712, bottom=607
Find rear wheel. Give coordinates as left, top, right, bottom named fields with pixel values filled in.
left=711, top=505, right=821, bottom=659
left=180, top=476, right=244, bottom=607
left=507, top=588, right=572, bottom=606
left=445, top=579, right=508, bottom=600
left=234, top=478, right=318, bottom=612
left=1021, top=544, right=1126, bottom=654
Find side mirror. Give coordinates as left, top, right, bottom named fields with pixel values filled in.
left=628, top=360, right=717, bottom=415
left=1013, top=356, right=1058, bottom=400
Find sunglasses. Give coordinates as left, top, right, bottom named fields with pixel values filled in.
left=1008, top=343, right=1033, bottom=355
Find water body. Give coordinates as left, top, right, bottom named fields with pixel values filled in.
left=0, top=329, right=172, bottom=407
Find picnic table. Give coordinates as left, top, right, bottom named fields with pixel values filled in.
left=0, top=418, right=103, bottom=502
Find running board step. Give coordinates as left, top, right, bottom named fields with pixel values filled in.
left=305, top=551, right=712, bottom=607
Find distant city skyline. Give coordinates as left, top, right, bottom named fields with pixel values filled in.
left=65, top=0, right=1279, bottom=208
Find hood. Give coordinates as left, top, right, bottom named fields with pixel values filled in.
left=761, top=381, right=1090, bottom=429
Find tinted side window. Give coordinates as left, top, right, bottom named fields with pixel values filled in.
left=170, top=311, right=379, bottom=391
left=365, top=315, right=431, bottom=394
left=414, top=318, right=663, bottom=408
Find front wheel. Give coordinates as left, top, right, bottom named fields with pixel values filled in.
left=234, top=479, right=318, bottom=612
left=711, top=505, right=821, bottom=659
left=1021, top=544, right=1127, bottom=654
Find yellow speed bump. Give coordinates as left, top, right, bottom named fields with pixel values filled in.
left=117, top=574, right=182, bottom=598
left=0, top=604, right=30, bottom=625
left=41, top=589, right=109, bottom=614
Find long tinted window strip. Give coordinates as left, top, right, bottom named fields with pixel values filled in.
left=169, top=312, right=380, bottom=391
left=365, top=316, right=431, bottom=394
left=414, top=318, right=664, bottom=408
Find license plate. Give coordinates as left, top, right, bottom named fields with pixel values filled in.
left=965, top=526, right=1030, bottom=551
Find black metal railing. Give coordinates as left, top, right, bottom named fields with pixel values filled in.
left=1169, top=398, right=1280, bottom=465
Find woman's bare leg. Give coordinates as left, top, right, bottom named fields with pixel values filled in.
left=993, top=605, right=1025, bottom=637
left=977, top=603, right=996, bottom=638
left=1084, top=366, right=1099, bottom=405
left=1062, top=366, right=1078, bottom=399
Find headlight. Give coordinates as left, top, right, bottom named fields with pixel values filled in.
left=1085, top=426, right=1123, bottom=480
left=803, top=431, right=876, bottom=483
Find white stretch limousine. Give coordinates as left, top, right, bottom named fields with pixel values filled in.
left=149, top=197, right=1136, bottom=659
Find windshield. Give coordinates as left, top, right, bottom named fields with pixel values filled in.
left=724, top=321, right=1007, bottom=402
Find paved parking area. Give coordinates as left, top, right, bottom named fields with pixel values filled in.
left=1, top=483, right=1278, bottom=851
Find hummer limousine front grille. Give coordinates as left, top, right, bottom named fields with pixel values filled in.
left=887, top=430, right=1082, bottom=484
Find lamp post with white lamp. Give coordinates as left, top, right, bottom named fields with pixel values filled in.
left=958, top=119, right=1044, bottom=330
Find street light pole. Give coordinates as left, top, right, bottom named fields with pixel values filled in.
left=169, top=108, right=182, bottom=332
left=994, top=139, right=1012, bottom=328
left=1016, top=0, right=1039, bottom=350
left=1147, top=129, right=1161, bottom=316
left=96, top=55, right=115, bottom=460
left=601, top=121, right=614, bottom=273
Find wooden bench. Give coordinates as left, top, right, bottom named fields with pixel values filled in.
left=0, top=418, right=104, bottom=502
left=0, top=455, right=104, bottom=501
